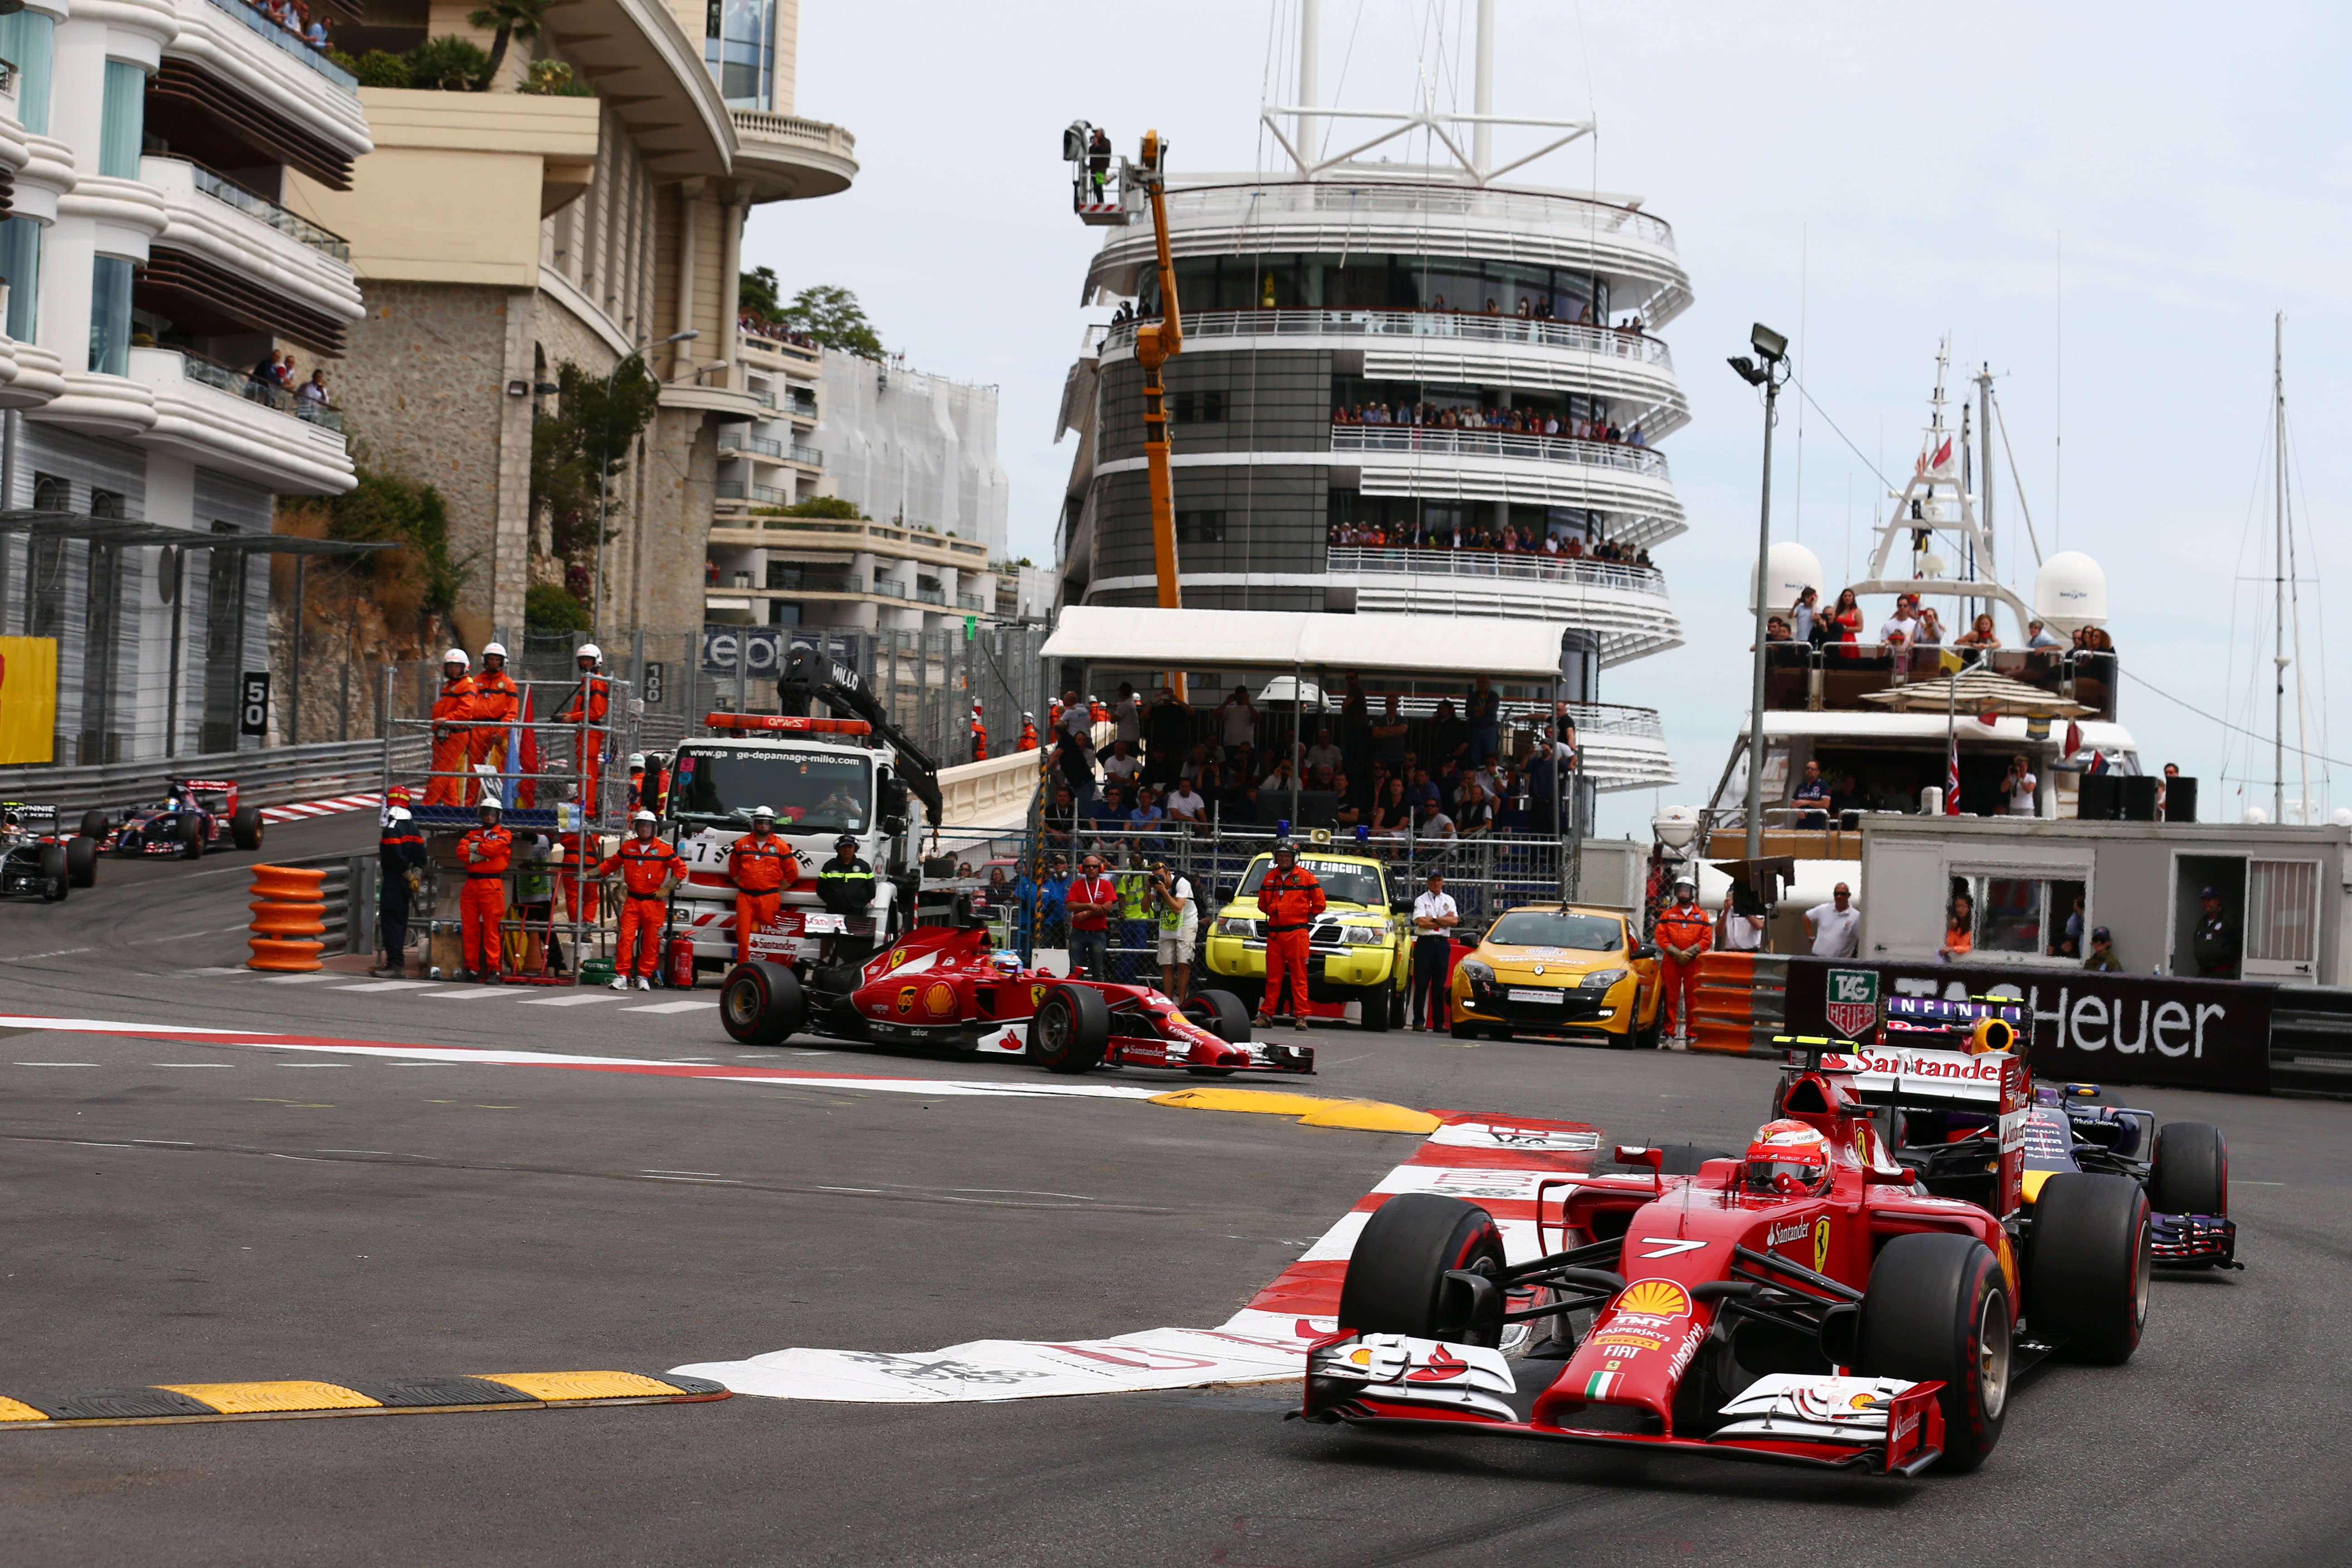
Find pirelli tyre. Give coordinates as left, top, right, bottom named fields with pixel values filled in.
left=231, top=806, right=265, bottom=852
left=2027, top=1172, right=2152, bottom=1363
left=37, top=843, right=68, bottom=901
left=79, top=809, right=109, bottom=841
left=1337, top=1193, right=1508, bottom=1349
left=175, top=813, right=204, bottom=858
left=1188, top=988, right=1252, bottom=1043
left=719, top=960, right=804, bottom=1046
left=1857, top=1231, right=2012, bottom=1473
left=1029, top=984, right=1111, bottom=1074
left=65, top=835, right=97, bottom=888
left=2150, top=1122, right=2229, bottom=1221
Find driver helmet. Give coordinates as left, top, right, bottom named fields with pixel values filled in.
left=1743, top=1119, right=1833, bottom=1197
left=990, top=951, right=1023, bottom=976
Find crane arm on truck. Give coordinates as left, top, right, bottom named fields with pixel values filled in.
left=775, top=647, right=946, bottom=828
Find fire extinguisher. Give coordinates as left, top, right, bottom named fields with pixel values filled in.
left=666, top=933, right=698, bottom=990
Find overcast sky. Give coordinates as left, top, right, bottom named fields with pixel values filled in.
left=745, top=0, right=2352, bottom=838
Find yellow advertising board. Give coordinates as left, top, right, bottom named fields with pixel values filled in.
left=0, top=637, right=58, bottom=764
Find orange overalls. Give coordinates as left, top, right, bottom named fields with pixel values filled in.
left=1017, top=723, right=1038, bottom=752
left=468, top=668, right=519, bottom=782
left=727, top=830, right=799, bottom=963
left=558, top=672, right=610, bottom=818
left=1653, top=899, right=1714, bottom=1038
left=1257, top=862, right=1326, bottom=1019
left=456, top=821, right=514, bottom=977
left=599, top=836, right=681, bottom=978
left=426, top=673, right=480, bottom=807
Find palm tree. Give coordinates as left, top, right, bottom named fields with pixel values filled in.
left=468, top=0, right=550, bottom=89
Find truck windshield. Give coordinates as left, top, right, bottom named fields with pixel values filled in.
left=1237, top=855, right=1387, bottom=908
left=670, top=745, right=872, bottom=833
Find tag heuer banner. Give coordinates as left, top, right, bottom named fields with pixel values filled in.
left=1822, top=968, right=1879, bottom=1039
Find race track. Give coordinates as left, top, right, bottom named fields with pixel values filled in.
left=1, top=832, right=2346, bottom=1567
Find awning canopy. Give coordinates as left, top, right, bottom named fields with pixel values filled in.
left=0, top=511, right=392, bottom=555
left=1859, top=666, right=2094, bottom=719
left=1039, top=605, right=1572, bottom=682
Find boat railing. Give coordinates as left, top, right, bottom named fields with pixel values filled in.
left=1762, top=642, right=2116, bottom=722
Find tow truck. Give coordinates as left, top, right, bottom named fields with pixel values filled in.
left=661, top=647, right=946, bottom=978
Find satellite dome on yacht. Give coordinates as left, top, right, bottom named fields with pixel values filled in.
left=2034, top=552, right=2110, bottom=631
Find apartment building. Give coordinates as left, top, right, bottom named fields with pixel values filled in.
left=287, top=0, right=856, bottom=647
left=0, top=0, right=369, bottom=762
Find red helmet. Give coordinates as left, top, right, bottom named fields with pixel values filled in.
left=1743, top=1119, right=1832, bottom=1196
left=386, top=786, right=412, bottom=806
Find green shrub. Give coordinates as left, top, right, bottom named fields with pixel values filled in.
left=524, top=582, right=591, bottom=633
left=406, top=35, right=490, bottom=91
left=519, top=58, right=593, bottom=95
left=348, top=49, right=413, bottom=88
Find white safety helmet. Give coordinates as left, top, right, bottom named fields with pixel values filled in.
left=632, top=809, right=658, bottom=824
left=750, top=805, right=776, bottom=822
left=1022, top=710, right=1034, bottom=720
left=481, top=641, right=507, bottom=659
left=479, top=795, right=504, bottom=814
left=576, top=642, right=603, bottom=663
left=443, top=648, right=470, bottom=668
left=628, top=752, right=647, bottom=768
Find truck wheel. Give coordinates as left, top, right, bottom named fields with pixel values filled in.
left=2027, top=1173, right=2151, bottom=1363
left=66, top=836, right=97, bottom=888
left=1029, top=984, right=1110, bottom=1073
left=231, top=806, right=264, bottom=851
left=1184, top=989, right=1250, bottom=1042
left=1857, top=1231, right=2011, bottom=1473
left=39, top=843, right=68, bottom=902
left=1336, top=1193, right=1507, bottom=1348
left=80, top=809, right=109, bottom=840
left=176, top=814, right=204, bottom=858
left=719, top=961, right=804, bottom=1046
left=2150, top=1122, right=2228, bottom=1220
left=1358, top=981, right=1392, bottom=1032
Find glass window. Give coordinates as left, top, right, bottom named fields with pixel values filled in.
left=669, top=743, right=872, bottom=832
left=0, top=11, right=54, bottom=136
left=89, top=255, right=134, bottom=377
left=99, top=61, right=146, bottom=180
left=0, top=216, right=38, bottom=343
left=1485, top=911, right=1623, bottom=951
left=1237, top=854, right=1386, bottom=908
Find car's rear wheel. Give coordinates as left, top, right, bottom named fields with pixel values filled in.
left=1358, top=981, right=1392, bottom=1033
left=1337, top=1192, right=1507, bottom=1348
left=719, top=961, right=804, bottom=1046
left=2027, top=1173, right=2151, bottom=1363
left=38, top=843, right=68, bottom=902
left=176, top=814, right=203, bottom=858
left=1029, top=984, right=1110, bottom=1073
left=79, top=810, right=109, bottom=841
left=1857, top=1232, right=2011, bottom=1473
left=2150, top=1122, right=2228, bottom=1220
left=65, top=836, right=97, bottom=888
left=231, top=806, right=264, bottom=852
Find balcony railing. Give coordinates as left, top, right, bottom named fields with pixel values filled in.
left=1330, top=423, right=1669, bottom=479
left=178, top=349, right=346, bottom=433
left=731, top=110, right=858, bottom=159
left=179, top=161, right=351, bottom=261
left=1558, top=701, right=1667, bottom=742
left=198, top=0, right=359, bottom=88
left=915, top=586, right=946, bottom=606
left=1103, top=308, right=1672, bottom=369
left=765, top=569, right=861, bottom=595
left=1760, top=642, right=2119, bottom=723
left=716, top=480, right=787, bottom=505
left=872, top=579, right=907, bottom=600
left=721, top=433, right=785, bottom=459
left=1327, top=545, right=1667, bottom=599
left=789, top=443, right=824, bottom=468
left=956, top=593, right=985, bottom=611
left=785, top=392, right=819, bottom=417
left=1159, top=182, right=1677, bottom=252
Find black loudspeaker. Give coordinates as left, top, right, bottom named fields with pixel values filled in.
left=2077, top=774, right=2121, bottom=821
left=2118, top=776, right=2160, bottom=822
left=2165, top=776, right=2198, bottom=823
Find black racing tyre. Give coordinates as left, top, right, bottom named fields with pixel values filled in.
left=1029, top=984, right=1110, bottom=1073
left=38, top=843, right=68, bottom=902
left=2150, top=1122, right=2228, bottom=1219
left=1655, top=1144, right=1735, bottom=1176
left=175, top=813, right=203, bottom=858
left=1857, top=1232, right=2012, bottom=1473
left=2027, top=1173, right=2151, bottom=1364
left=719, top=960, right=804, bottom=1046
left=231, top=806, right=265, bottom=852
left=1449, top=1019, right=1479, bottom=1040
left=1184, top=989, right=1251, bottom=1043
left=65, top=836, right=97, bottom=888
left=1359, top=982, right=1392, bottom=1033
left=79, top=809, right=109, bottom=841
left=1337, top=1193, right=1508, bottom=1348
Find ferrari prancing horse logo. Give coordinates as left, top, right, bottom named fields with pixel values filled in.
left=1811, top=1215, right=1832, bottom=1273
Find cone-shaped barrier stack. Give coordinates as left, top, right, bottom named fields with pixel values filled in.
left=248, top=865, right=328, bottom=972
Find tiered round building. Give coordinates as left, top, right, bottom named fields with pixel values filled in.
left=1054, top=167, right=1690, bottom=791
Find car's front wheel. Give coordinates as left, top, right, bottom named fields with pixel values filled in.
left=719, top=961, right=804, bottom=1046
left=1857, top=1231, right=2011, bottom=1472
left=2027, top=1173, right=2151, bottom=1363
left=1337, top=1193, right=1507, bottom=1348
left=38, top=843, right=68, bottom=902
left=176, top=814, right=203, bottom=858
left=1029, top=984, right=1110, bottom=1073
left=1357, top=981, right=1392, bottom=1033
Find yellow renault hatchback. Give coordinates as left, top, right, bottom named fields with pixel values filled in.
left=1446, top=902, right=1661, bottom=1048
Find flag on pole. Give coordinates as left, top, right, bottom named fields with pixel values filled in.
left=1946, top=732, right=1962, bottom=815
left=2062, top=720, right=2082, bottom=758
left=507, top=688, right=541, bottom=807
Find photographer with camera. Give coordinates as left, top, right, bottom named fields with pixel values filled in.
left=1148, top=857, right=1197, bottom=1003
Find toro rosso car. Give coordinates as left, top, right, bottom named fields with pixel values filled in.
left=0, top=804, right=98, bottom=901
left=1299, top=1010, right=2149, bottom=1476
left=719, top=910, right=1314, bottom=1077
left=97, top=779, right=264, bottom=858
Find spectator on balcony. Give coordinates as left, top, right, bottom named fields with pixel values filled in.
left=1955, top=612, right=2002, bottom=650
left=1789, top=586, right=1820, bottom=642
left=1792, top=759, right=1833, bottom=829
left=1225, top=782, right=1261, bottom=826
left=1112, top=682, right=1142, bottom=753
left=1055, top=727, right=1097, bottom=807
left=1406, top=767, right=1441, bottom=814
left=1432, top=698, right=1469, bottom=768
left=305, top=12, right=329, bottom=46
left=1455, top=781, right=1494, bottom=836
left=1194, top=759, right=1224, bottom=812
left=1127, top=785, right=1165, bottom=835
left=1178, top=742, right=1210, bottom=786
left=1878, top=600, right=1920, bottom=645
left=2027, top=618, right=2065, bottom=650
left=248, top=350, right=282, bottom=400
left=1828, top=588, right=1863, bottom=646
left=1416, top=799, right=1456, bottom=839
left=1100, top=740, right=1140, bottom=790
left=1259, top=758, right=1297, bottom=797
left=298, top=369, right=329, bottom=406
left=1371, top=777, right=1411, bottom=836
left=1146, top=686, right=1191, bottom=785
left=1372, top=694, right=1409, bottom=771
left=1758, top=614, right=1793, bottom=648
left=1044, top=786, right=1077, bottom=853
left=1914, top=605, right=1945, bottom=645
left=1940, top=892, right=1975, bottom=963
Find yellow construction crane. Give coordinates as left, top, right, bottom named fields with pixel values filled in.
left=1065, top=123, right=1185, bottom=636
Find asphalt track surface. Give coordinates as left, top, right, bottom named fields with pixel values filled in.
left=2, top=813, right=2348, bottom=1566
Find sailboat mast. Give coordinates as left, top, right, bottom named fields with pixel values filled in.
left=2274, top=312, right=2286, bottom=825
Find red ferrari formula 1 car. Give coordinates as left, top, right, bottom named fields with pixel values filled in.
left=95, top=779, right=264, bottom=858
left=1298, top=1005, right=2148, bottom=1476
left=718, top=915, right=1316, bottom=1077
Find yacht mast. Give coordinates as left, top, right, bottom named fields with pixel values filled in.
left=1297, top=0, right=1318, bottom=162
left=1976, top=363, right=1994, bottom=635
left=2274, top=313, right=2286, bottom=825
left=1473, top=0, right=1495, bottom=174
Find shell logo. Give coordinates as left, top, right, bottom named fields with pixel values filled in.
left=924, top=981, right=957, bottom=1018
left=1615, top=1279, right=1691, bottom=1319
left=1848, top=1390, right=1879, bottom=1411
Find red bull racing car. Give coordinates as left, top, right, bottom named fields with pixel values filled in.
left=1298, top=1003, right=2151, bottom=1477
left=718, top=912, right=1315, bottom=1077
left=95, top=779, right=264, bottom=858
